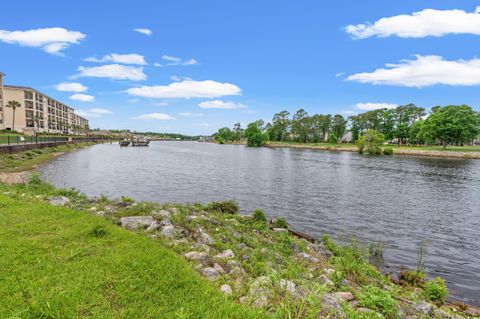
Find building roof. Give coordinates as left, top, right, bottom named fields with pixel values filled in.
left=4, top=84, right=34, bottom=90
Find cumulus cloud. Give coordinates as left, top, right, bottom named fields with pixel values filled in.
left=157, top=55, right=198, bottom=66
left=76, top=64, right=146, bottom=81
left=133, top=113, right=176, bottom=120
left=346, top=6, right=480, bottom=39
left=84, top=53, right=147, bottom=65
left=0, top=27, right=85, bottom=55
left=179, top=112, right=204, bottom=117
left=54, top=82, right=88, bottom=93
left=76, top=108, right=112, bottom=117
left=126, top=80, right=241, bottom=99
left=198, top=100, right=247, bottom=109
left=347, top=55, right=480, bottom=87
left=356, top=103, right=398, bottom=110
left=69, top=93, right=95, bottom=102
left=133, top=28, right=152, bottom=36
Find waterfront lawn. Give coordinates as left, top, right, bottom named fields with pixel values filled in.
left=0, top=142, right=95, bottom=173
left=0, top=191, right=266, bottom=318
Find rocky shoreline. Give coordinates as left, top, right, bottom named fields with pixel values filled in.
left=264, top=143, right=480, bottom=159
left=29, top=191, right=478, bottom=318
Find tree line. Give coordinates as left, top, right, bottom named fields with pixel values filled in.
left=215, top=104, right=480, bottom=148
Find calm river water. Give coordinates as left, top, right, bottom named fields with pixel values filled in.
left=39, top=141, right=480, bottom=305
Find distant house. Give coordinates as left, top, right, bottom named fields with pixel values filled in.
left=341, top=130, right=352, bottom=143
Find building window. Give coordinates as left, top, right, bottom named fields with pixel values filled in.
left=25, top=100, right=34, bottom=109
left=24, top=91, right=33, bottom=100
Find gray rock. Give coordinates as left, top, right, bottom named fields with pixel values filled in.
left=215, top=249, right=235, bottom=260
left=146, top=221, right=161, bottom=232
left=413, top=301, right=433, bottom=315
left=213, top=263, right=225, bottom=274
left=201, top=267, right=220, bottom=279
left=160, top=225, right=175, bottom=238
left=237, top=243, right=247, bottom=250
left=95, top=211, right=105, bottom=217
left=279, top=279, right=296, bottom=294
left=296, top=252, right=320, bottom=263
left=221, top=284, right=233, bottom=295
left=320, top=294, right=346, bottom=318
left=198, top=230, right=214, bottom=245
left=48, top=196, right=70, bottom=206
left=187, top=215, right=199, bottom=222
left=273, top=228, right=288, bottom=232
left=319, top=274, right=335, bottom=287
left=184, top=251, right=208, bottom=262
left=153, top=210, right=171, bottom=220
left=119, top=216, right=156, bottom=230
left=333, top=292, right=354, bottom=302
left=89, top=206, right=97, bottom=212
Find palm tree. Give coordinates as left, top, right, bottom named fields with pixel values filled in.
left=6, top=100, right=21, bottom=132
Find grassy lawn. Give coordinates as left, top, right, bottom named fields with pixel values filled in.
left=0, top=190, right=266, bottom=318
left=0, top=143, right=95, bottom=173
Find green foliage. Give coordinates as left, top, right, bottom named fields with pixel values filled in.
left=121, top=196, right=135, bottom=204
left=420, top=105, right=480, bottom=147
left=356, top=129, right=385, bottom=155
left=359, top=285, right=398, bottom=319
left=271, top=217, right=288, bottom=229
left=252, top=208, right=267, bottom=223
left=244, top=120, right=268, bottom=147
left=90, top=225, right=108, bottom=237
left=383, top=147, right=394, bottom=155
left=423, top=277, right=448, bottom=304
left=28, top=173, right=43, bottom=185
left=327, top=133, right=338, bottom=144
left=208, top=200, right=239, bottom=214
left=215, top=127, right=234, bottom=143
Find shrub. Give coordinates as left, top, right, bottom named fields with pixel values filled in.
left=271, top=217, right=288, bottom=229
left=209, top=200, right=239, bottom=214
left=90, top=225, right=108, bottom=238
left=383, top=147, right=394, bottom=155
left=28, top=173, right=43, bottom=185
left=121, top=196, right=134, bottom=204
left=25, top=151, right=35, bottom=158
left=327, top=133, right=338, bottom=144
left=356, top=129, right=385, bottom=155
left=252, top=209, right=267, bottom=223
left=398, top=270, right=425, bottom=286
left=423, top=277, right=448, bottom=304
left=359, top=285, right=398, bottom=319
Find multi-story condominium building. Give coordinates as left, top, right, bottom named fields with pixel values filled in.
left=0, top=72, right=89, bottom=135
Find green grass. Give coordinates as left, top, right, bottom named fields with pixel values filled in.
left=0, top=142, right=95, bottom=172
left=0, top=191, right=266, bottom=318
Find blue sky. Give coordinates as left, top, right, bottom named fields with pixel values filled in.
left=2, top=0, right=480, bottom=135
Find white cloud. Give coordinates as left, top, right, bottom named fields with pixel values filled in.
left=0, top=27, right=85, bottom=55
left=356, top=103, right=398, bottom=111
left=161, top=55, right=198, bottom=66
left=347, top=55, right=480, bottom=87
left=126, top=80, right=241, bottom=99
left=179, top=112, right=204, bottom=117
left=153, top=62, right=163, bottom=67
left=198, top=100, right=247, bottom=109
left=70, top=93, right=95, bottom=102
left=76, top=108, right=112, bottom=117
left=153, top=102, right=168, bottom=106
left=76, top=64, right=146, bottom=81
left=54, top=82, right=88, bottom=93
left=346, top=6, right=480, bottom=39
left=133, top=28, right=152, bottom=36
left=335, top=72, right=345, bottom=77
left=90, top=108, right=112, bottom=114
left=133, top=113, right=176, bottom=120
left=128, top=99, right=139, bottom=103
left=84, top=53, right=147, bottom=65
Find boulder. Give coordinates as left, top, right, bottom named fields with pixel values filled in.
left=221, top=284, right=233, bottom=295
left=201, top=267, right=220, bottom=280
left=320, top=294, right=346, bottom=318
left=119, top=216, right=156, bottom=230
left=273, top=228, right=288, bottom=232
left=215, top=249, right=235, bottom=260
left=160, top=225, right=175, bottom=238
left=213, top=263, right=225, bottom=274
left=197, top=230, right=214, bottom=245
left=333, top=292, right=354, bottom=302
left=184, top=251, right=208, bottom=263
left=413, top=301, right=433, bottom=315
left=319, top=274, right=334, bottom=287
left=48, top=196, right=70, bottom=207
left=153, top=210, right=171, bottom=220
left=279, top=279, right=296, bottom=294
left=296, top=252, right=320, bottom=263
left=146, top=221, right=161, bottom=232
